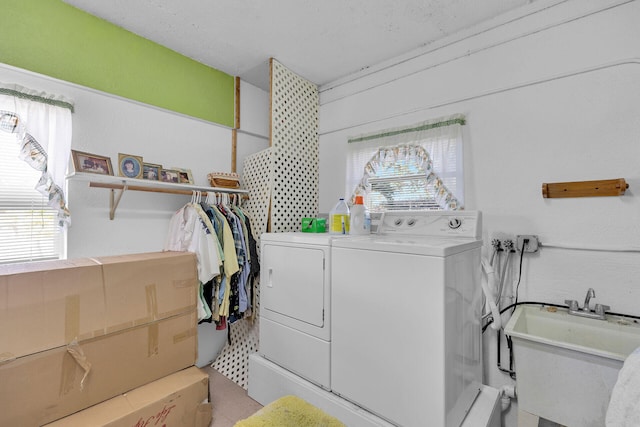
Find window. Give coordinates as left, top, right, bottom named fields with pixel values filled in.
left=346, top=114, right=465, bottom=212
left=0, top=130, right=62, bottom=263
left=0, top=85, right=73, bottom=264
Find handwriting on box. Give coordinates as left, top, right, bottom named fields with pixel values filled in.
left=132, top=404, right=176, bottom=427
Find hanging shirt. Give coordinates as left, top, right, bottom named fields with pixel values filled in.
left=218, top=205, right=250, bottom=322
left=164, top=204, right=220, bottom=320
left=199, top=202, right=225, bottom=264
left=210, top=205, right=239, bottom=318
left=234, top=206, right=259, bottom=312
left=229, top=206, right=251, bottom=314
left=234, top=207, right=260, bottom=322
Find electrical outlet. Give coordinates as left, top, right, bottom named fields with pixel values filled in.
left=516, top=235, right=539, bottom=253
left=502, top=239, right=515, bottom=252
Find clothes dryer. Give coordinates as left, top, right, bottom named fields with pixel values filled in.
left=259, top=232, right=342, bottom=389
left=330, top=211, right=483, bottom=427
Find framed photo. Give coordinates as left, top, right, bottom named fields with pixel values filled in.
left=71, top=150, right=113, bottom=175
left=172, top=167, right=194, bottom=184
left=118, top=153, right=143, bottom=179
left=142, top=162, right=162, bottom=181
left=160, top=169, right=180, bottom=183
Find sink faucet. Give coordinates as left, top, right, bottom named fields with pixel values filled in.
left=583, top=288, right=596, bottom=312
left=565, top=288, right=610, bottom=320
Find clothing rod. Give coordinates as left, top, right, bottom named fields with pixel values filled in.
left=318, top=58, right=640, bottom=136
left=89, top=181, right=249, bottom=197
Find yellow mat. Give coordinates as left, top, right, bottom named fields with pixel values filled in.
left=234, top=395, right=346, bottom=427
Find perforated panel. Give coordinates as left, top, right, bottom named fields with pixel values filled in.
left=209, top=148, right=271, bottom=389
left=211, top=317, right=259, bottom=389
left=213, top=61, right=319, bottom=389
left=242, top=147, right=273, bottom=240
left=270, top=59, right=319, bottom=232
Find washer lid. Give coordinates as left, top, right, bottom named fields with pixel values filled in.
left=331, top=234, right=481, bottom=256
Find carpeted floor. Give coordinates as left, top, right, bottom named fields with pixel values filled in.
left=206, top=366, right=263, bottom=427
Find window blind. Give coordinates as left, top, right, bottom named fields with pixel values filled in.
left=0, top=132, right=61, bottom=264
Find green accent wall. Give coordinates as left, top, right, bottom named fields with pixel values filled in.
left=0, top=0, right=235, bottom=127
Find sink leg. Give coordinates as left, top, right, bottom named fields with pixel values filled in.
left=518, top=409, right=540, bottom=427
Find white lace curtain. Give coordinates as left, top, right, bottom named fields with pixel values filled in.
left=0, top=84, right=73, bottom=227
left=346, top=114, right=465, bottom=211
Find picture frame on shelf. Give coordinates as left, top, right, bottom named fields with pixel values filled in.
left=172, top=167, right=194, bottom=184
left=160, top=169, right=180, bottom=183
left=142, top=162, right=162, bottom=181
left=118, top=153, right=143, bottom=179
left=71, top=150, right=113, bottom=175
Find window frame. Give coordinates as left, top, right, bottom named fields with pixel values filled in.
left=346, top=114, right=465, bottom=212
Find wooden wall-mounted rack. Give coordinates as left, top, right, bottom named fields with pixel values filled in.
left=542, top=178, right=629, bottom=199
left=67, top=172, right=249, bottom=220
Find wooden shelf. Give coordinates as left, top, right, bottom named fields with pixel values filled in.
left=67, top=172, right=248, bottom=219
left=542, top=178, right=628, bottom=199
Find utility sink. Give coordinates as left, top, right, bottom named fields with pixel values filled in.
left=504, top=304, right=640, bottom=427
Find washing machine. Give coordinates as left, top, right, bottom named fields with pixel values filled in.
left=259, top=232, right=342, bottom=389
left=330, top=211, right=483, bottom=427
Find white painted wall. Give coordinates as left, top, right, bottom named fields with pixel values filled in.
left=0, top=64, right=269, bottom=259
left=239, top=80, right=269, bottom=138
left=318, top=0, right=640, bottom=425
left=237, top=80, right=270, bottom=176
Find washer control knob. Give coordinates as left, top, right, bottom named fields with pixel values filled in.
left=407, top=219, right=416, bottom=227
left=448, top=218, right=462, bottom=229
left=394, top=218, right=403, bottom=226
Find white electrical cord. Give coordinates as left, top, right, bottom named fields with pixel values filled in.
left=481, top=258, right=502, bottom=330
left=496, top=249, right=511, bottom=306
left=489, top=245, right=498, bottom=266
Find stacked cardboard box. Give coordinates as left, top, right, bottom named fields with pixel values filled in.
left=0, top=251, right=212, bottom=427
left=44, top=367, right=211, bottom=427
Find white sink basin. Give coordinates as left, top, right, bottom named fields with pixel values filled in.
left=504, top=304, right=640, bottom=427
left=506, top=304, right=640, bottom=361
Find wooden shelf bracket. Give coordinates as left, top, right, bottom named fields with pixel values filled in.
left=542, top=178, right=629, bottom=199
left=109, top=184, right=128, bottom=220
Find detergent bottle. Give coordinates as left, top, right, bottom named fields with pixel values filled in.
left=349, top=195, right=370, bottom=235
left=329, top=198, right=350, bottom=234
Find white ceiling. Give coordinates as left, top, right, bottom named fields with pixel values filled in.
left=63, top=0, right=535, bottom=90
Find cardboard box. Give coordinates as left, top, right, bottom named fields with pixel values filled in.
left=0, top=258, right=105, bottom=362
left=44, top=367, right=212, bottom=427
left=0, top=311, right=198, bottom=427
left=0, top=251, right=197, bottom=362
left=93, top=251, right=198, bottom=332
